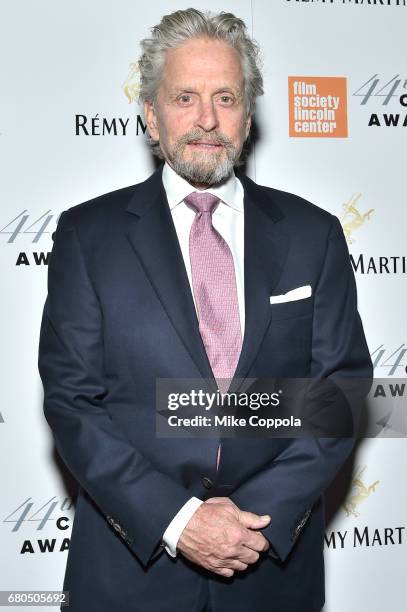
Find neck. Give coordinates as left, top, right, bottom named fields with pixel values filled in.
left=189, top=181, right=210, bottom=190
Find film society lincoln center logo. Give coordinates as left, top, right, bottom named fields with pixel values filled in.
left=288, top=76, right=348, bottom=138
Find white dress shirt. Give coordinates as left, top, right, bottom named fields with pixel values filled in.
left=160, top=161, right=245, bottom=557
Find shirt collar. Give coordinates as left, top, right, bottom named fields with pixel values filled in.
left=162, top=161, right=243, bottom=212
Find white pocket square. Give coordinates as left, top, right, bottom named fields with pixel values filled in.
left=269, top=285, right=312, bottom=304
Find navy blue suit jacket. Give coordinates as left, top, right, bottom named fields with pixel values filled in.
left=38, top=163, right=372, bottom=612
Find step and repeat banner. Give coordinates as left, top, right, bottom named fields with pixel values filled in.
left=1, top=1, right=406, bottom=610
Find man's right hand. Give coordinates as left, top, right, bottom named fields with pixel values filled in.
left=177, top=497, right=271, bottom=578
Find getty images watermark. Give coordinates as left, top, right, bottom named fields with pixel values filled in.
left=164, top=387, right=300, bottom=431
left=155, top=377, right=376, bottom=439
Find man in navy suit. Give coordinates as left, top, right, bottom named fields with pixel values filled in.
left=38, top=8, right=372, bottom=612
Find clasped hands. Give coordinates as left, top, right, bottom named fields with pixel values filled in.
left=177, top=497, right=271, bottom=578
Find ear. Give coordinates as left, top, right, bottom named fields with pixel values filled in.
left=144, top=101, right=159, bottom=140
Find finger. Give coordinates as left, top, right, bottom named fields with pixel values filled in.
left=214, top=567, right=234, bottom=578
left=261, top=537, right=270, bottom=552
left=238, top=510, right=271, bottom=530
left=213, top=557, right=249, bottom=571
left=214, top=556, right=250, bottom=571
left=228, top=560, right=248, bottom=572
left=243, top=529, right=270, bottom=552
left=236, top=547, right=260, bottom=565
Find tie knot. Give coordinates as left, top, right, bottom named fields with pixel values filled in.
left=184, top=192, right=220, bottom=214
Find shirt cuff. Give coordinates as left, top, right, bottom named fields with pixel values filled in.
left=162, top=496, right=204, bottom=557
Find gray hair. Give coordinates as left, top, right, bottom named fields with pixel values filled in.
left=138, top=8, right=263, bottom=158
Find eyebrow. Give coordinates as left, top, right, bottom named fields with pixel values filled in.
left=168, top=86, right=243, bottom=98
left=169, top=86, right=241, bottom=95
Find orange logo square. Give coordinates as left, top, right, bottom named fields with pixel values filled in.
left=288, top=76, right=348, bottom=138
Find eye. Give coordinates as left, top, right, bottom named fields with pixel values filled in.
left=218, top=94, right=235, bottom=106
left=177, top=94, right=193, bottom=105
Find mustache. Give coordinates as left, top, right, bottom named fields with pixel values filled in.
left=176, top=130, right=235, bottom=148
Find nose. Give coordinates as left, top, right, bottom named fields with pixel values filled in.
left=195, top=99, right=219, bottom=132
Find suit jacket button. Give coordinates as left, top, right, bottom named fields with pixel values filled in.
left=202, top=476, right=214, bottom=489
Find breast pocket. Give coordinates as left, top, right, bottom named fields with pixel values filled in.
left=265, top=296, right=314, bottom=373
left=269, top=296, right=314, bottom=321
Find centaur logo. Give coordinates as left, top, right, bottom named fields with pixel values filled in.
left=322, top=467, right=406, bottom=552
left=342, top=465, right=379, bottom=518
left=339, top=193, right=374, bottom=244
left=122, top=63, right=141, bottom=104
left=121, top=61, right=147, bottom=137
left=338, top=197, right=406, bottom=275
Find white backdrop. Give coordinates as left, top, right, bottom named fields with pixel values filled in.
left=1, top=1, right=406, bottom=610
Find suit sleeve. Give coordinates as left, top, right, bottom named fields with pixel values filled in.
left=38, top=209, right=192, bottom=567
left=230, top=214, right=373, bottom=562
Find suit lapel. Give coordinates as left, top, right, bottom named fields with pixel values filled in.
left=231, top=173, right=290, bottom=390
left=124, top=165, right=289, bottom=391
left=124, top=165, right=216, bottom=387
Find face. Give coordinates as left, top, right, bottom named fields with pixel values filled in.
left=144, top=37, right=251, bottom=188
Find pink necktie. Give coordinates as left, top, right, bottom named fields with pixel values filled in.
left=185, top=192, right=243, bottom=469
left=185, top=191, right=242, bottom=470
